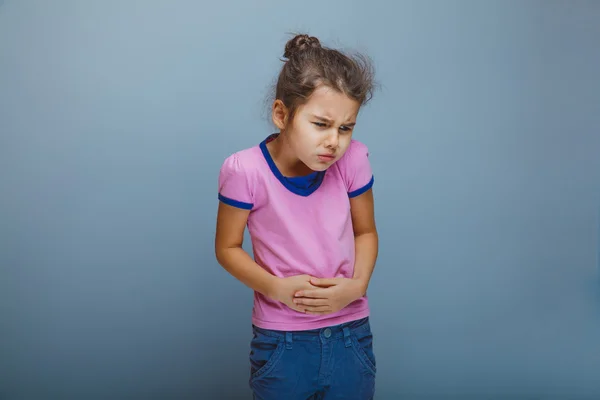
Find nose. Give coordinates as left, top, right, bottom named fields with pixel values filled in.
left=324, top=130, right=339, bottom=149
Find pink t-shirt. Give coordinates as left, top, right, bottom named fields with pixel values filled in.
left=218, top=134, right=374, bottom=331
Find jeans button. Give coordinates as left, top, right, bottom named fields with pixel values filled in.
left=323, top=328, right=332, bottom=338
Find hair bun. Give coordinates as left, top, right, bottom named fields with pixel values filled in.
left=283, top=34, right=321, bottom=59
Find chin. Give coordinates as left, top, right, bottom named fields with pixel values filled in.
left=308, top=162, right=332, bottom=172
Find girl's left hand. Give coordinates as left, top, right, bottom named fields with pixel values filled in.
left=292, top=277, right=366, bottom=315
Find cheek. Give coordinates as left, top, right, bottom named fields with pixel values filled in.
left=339, top=135, right=352, bottom=151
left=288, top=129, right=316, bottom=156
left=293, top=125, right=319, bottom=148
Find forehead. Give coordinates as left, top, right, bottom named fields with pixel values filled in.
left=298, top=86, right=360, bottom=120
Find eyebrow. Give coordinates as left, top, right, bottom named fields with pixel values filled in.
left=311, top=115, right=356, bottom=126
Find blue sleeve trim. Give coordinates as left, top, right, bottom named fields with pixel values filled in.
left=218, top=193, right=253, bottom=210
left=348, top=175, right=374, bottom=198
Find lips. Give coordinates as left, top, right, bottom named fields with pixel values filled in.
left=318, top=154, right=335, bottom=161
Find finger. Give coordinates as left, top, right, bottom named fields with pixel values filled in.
left=287, top=303, right=302, bottom=312
left=294, top=289, right=329, bottom=299
left=293, top=284, right=318, bottom=298
left=293, top=298, right=328, bottom=306
left=291, top=304, right=307, bottom=313
left=310, top=277, right=341, bottom=287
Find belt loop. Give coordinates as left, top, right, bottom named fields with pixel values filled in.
left=285, top=332, right=293, bottom=350
left=343, top=327, right=352, bottom=348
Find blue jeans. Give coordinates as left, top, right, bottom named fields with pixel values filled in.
left=249, top=317, right=376, bottom=399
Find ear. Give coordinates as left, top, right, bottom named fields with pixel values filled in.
left=272, top=99, right=288, bottom=130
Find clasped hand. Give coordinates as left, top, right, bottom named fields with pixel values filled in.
left=272, top=274, right=365, bottom=315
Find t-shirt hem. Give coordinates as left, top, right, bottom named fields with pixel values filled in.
left=251, top=308, right=370, bottom=331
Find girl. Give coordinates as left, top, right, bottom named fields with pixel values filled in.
left=215, top=34, right=378, bottom=399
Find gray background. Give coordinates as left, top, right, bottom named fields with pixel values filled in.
left=1, top=1, right=600, bottom=399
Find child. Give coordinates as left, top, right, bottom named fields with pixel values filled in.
left=215, top=33, right=378, bottom=399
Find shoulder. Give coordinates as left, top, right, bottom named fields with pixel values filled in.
left=334, top=139, right=374, bottom=196
left=348, top=139, right=369, bottom=157
left=336, top=139, right=370, bottom=169
left=218, top=145, right=264, bottom=209
left=219, top=145, right=263, bottom=178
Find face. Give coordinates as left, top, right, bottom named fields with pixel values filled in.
left=272, top=85, right=361, bottom=172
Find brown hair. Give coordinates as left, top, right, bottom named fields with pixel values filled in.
left=274, top=34, right=375, bottom=121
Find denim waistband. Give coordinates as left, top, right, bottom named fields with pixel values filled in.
left=252, top=317, right=370, bottom=342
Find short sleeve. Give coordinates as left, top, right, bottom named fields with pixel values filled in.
left=218, top=153, right=254, bottom=210
left=338, top=140, right=374, bottom=198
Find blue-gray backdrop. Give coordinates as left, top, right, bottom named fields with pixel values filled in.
left=1, top=1, right=600, bottom=399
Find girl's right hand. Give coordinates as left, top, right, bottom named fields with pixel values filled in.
left=271, top=275, right=317, bottom=313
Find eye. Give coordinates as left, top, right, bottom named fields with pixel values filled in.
left=339, top=125, right=353, bottom=132
left=312, top=122, right=327, bottom=128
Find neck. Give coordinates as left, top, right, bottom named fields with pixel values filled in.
left=267, top=132, right=313, bottom=177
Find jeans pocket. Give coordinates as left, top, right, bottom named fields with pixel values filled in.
left=249, top=329, right=285, bottom=381
left=350, top=325, right=377, bottom=376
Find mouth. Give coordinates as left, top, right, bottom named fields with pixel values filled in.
left=317, top=154, right=336, bottom=162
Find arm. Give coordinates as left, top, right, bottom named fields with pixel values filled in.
left=350, top=187, right=378, bottom=297
left=214, top=201, right=278, bottom=298
left=215, top=201, right=316, bottom=311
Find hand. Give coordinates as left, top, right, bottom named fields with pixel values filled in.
left=292, top=277, right=366, bottom=315
left=271, top=275, right=319, bottom=313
